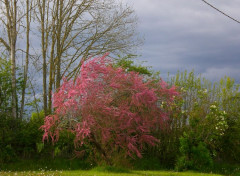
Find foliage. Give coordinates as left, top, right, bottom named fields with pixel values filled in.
left=0, top=111, right=78, bottom=165
left=175, top=132, right=213, bottom=171
left=0, top=56, right=24, bottom=117
left=175, top=103, right=227, bottom=171
left=0, top=115, right=21, bottom=163
left=114, top=55, right=152, bottom=76
left=1, top=58, right=240, bottom=173
left=0, top=112, right=44, bottom=163
left=41, top=55, right=178, bottom=165
left=0, top=57, right=13, bottom=116
left=168, top=71, right=240, bottom=170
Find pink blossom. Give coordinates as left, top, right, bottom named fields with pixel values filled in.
left=40, top=54, right=179, bottom=159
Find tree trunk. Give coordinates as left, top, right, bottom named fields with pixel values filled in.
left=55, top=0, right=63, bottom=89
left=5, top=0, right=18, bottom=119
left=20, top=0, right=31, bottom=119
left=48, top=36, right=56, bottom=114
left=90, top=133, right=112, bottom=166
left=10, top=42, right=17, bottom=118
left=39, top=0, right=48, bottom=116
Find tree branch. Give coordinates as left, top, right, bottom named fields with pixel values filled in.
left=0, top=37, right=10, bottom=51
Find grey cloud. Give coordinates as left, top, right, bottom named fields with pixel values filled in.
left=123, top=0, right=240, bottom=83
left=202, top=67, right=240, bottom=82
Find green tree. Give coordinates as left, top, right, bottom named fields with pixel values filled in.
left=0, top=56, right=24, bottom=117
left=114, top=55, right=152, bottom=76
left=0, top=57, right=12, bottom=116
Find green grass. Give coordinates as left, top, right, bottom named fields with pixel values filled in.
left=0, top=158, right=93, bottom=171
left=0, top=170, right=224, bottom=176
left=1, top=160, right=239, bottom=176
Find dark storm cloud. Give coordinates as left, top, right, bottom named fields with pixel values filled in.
left=123, top=0, right=240, bottom=82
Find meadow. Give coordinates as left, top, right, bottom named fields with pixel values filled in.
left=0, top=168, right=225, bottom=176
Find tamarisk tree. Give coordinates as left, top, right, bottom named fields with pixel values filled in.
left=41, top=54, right=178, bottom=165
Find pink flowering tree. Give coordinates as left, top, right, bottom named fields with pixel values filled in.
left=40, top=54, right=178, bottom=165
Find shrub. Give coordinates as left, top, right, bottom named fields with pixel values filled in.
left=41, top=55, right=178, bottom=165
left=176, top=132, right=213, bottom=171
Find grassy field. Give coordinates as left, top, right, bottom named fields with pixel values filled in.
left=1, top=160, right=239, bottom=176
left=0, top=170, right=224, bottom=176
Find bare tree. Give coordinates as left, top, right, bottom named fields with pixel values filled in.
left=0, top=0, right=35, bottom=118
left=0, top=0, right=19, bottom=118
left=35, top=0, right=141, bottom=115
left=35, top=0, right=50, bottom=115
left=20, top=0, right=33, bottom=119
left=1, top=0, right=141, bottom=116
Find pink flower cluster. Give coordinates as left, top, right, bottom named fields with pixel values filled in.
left=41, top=54, right=179, bottom=158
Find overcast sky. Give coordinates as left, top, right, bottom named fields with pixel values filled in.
left=122, top=0, right=240, bottom=83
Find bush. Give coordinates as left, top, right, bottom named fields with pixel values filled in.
left=41, top=55, right=179, bottom=165
left=168, top=71, right=240, bottom=167
left=0, top=115, right=21, bottom=163
left=176, top=133, right=213, bottom=171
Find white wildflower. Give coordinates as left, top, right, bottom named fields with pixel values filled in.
left=210, top=105, right=217, bottom=109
